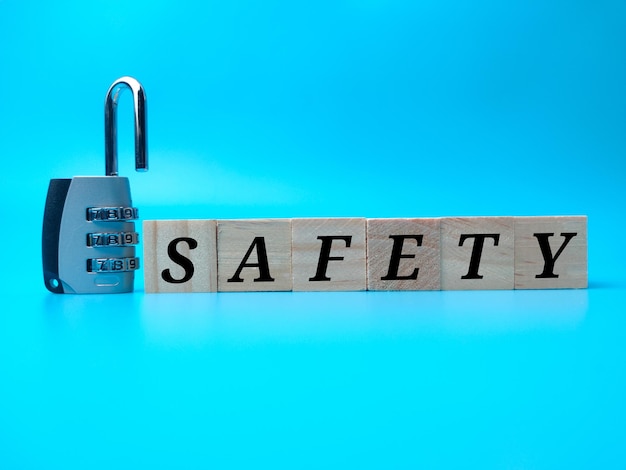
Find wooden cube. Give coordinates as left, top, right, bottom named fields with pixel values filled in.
left=367, top=218, right=441, bottom=291
left=515, top=216, right=587, bottom=289
left=143, top=219, right=217, bottom=293
left=217, top=219, right=292, bottom=292
left=292, top=218, right=366, bottom=291
left=441, top=217, right=514, bottom=290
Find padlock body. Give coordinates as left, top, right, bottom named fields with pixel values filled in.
left=42, top=176, right=139, bottom=294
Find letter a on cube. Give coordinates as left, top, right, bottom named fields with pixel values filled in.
left=217, top=219, right=292, bottom=292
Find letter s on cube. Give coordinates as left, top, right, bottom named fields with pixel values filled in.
left=143, top=220, right=217, bottom=293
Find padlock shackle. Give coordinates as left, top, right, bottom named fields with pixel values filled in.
left=104, top=76, right=148, bottom=176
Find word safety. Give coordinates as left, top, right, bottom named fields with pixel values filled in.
left=142, top=216, right=587, bottom=293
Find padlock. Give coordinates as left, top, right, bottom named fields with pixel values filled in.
left=42, top=76, right=148, bottom=294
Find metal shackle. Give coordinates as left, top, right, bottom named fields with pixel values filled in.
left=104, top=76, right=148, bottom=176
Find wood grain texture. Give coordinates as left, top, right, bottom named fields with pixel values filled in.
left=217, top=219, right=292, bottom=292
left=514, top=216, right=587, bottom=289
left=143, top=219, right=217, bottom=293
left=441, top=217, right=514, bottom=290
left=367, top=218, right=441, bottom=291
left=292, top=218, right=366, bottom=291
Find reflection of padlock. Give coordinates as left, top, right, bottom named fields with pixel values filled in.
left=42, top=76, right=148, bottom=294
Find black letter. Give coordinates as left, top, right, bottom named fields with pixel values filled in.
left=161, top=237, right=198, bottom=284
left=459, top=234, right=500, bottom=279
left=534, top=232, right=577, bottom=278
left=309, top=236, right=352, bottom=281
left=381, top=235, right=423, bottom=280
left=227, top=237, right=275, bottom=283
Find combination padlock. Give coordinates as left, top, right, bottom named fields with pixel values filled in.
left=42, top=76, right=148, bottom=294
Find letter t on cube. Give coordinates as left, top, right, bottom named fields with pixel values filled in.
left=441, top=217, right=514, bottom=290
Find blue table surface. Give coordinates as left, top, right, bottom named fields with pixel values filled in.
left=1, top=1, right=626, bottom=468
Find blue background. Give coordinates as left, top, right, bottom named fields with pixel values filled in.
left=1, top=1, right=625, bottom=468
